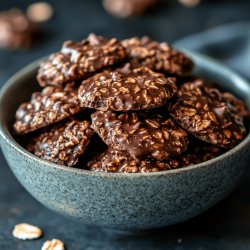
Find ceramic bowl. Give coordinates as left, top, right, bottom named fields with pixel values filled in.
left=0, top=51, right=250, bottom=231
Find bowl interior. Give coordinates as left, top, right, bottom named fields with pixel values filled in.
left=0, top=51, right=250, bottom=172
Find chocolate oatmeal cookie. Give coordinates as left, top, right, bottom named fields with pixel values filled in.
left=27, top=119, right=94, bottom=166
left=91, top=111, right=189, bottom=161
left=193, top=143, right=224, bottom=162
left=14, top=82, right=81, bottom=134
left=222, top=92, right=249, bottom=118
left=122, top=36, right=193, bottom=76
left=169, top=79, right=246, bottom=148
left=78, top=64, right=177, bottom=111
left=37, top=34, right=126, bottom=87
left=10, top=33, right=250, bottom=172
left=88, top=147, right=199, bottom=173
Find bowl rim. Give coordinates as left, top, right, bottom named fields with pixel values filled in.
left=0, top=50, right=250, bottom=179
left=175, top=21, right=250, bottom=50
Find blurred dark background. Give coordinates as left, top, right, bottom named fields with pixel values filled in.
left=1, top=0, right=250, bottom=249
left=0, top=0, right=250, bottom=84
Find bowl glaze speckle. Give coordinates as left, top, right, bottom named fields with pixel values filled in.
left=0, top=51, right=250, bottom=231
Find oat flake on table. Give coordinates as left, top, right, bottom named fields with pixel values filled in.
left=41, top=239, right=65, bottom=250
left=12, top=223, right=43, bottom=240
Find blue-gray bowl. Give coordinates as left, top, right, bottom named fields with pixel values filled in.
left=0, top=51, right=250, bottom=231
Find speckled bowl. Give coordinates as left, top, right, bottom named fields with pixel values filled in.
left=0, top=51, right=250, bottom=231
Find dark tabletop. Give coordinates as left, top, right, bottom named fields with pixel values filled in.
left=1, top=0, right=250, bottom=249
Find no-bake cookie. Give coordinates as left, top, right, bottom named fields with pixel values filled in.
left=27, top=119, right=94, bottom=166
left=91, top=111, right=189, bottom=161
left=169, top=79, right=246, bottom=148
left=37, top=34, right=126, bottom=87
left=78, top=63, right=177, bottom=111
left=122, top=36, right=193, bottom=75
left=14, top=82, right=81, bottom=134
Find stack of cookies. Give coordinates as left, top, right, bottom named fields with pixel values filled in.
left=13, top=34, right=249, bottom=173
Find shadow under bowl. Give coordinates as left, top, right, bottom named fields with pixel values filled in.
left=0, top=51, right=250, bottom=231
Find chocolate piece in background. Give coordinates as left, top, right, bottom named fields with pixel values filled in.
left=78, top=63, right=177, bottom=111
left=26, top=2, right=53, bottom=23
left=27, top=119, right=94, bottom=166
left=122, top=36, right=194, bottom=76
left=13, top=82, right=82, bottom=134
left=103, top=0, right=160, bottom=18
left=37, top=34, right=126, bottom=87
left=87, top=147, right=200, bottom=173
left=0, top=9, right=36, bottom=49
left=169, top=79, right=246, bottom=148
left=91, top=111, right=189, bottom=161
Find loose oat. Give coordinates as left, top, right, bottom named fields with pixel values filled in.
left=41, top=239, right=64, bottom=250
left=12, top=223, right=43, bottom=240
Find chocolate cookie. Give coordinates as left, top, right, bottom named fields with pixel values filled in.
left=222, top=92, right=249, bottom=118
left=14, top=82, right=81, bottom=134
left=37, top=34, right=126, bottom=87
left=88, top=148, right=199, bottom=173
left=122, top=36, right=193, bottom=76
left=193, top=143, right=224, bottom=162
left=169, top=79, right=246, bottom=148
left=27, top=119, right=94, bottom=166
left=0, top=9, right=36, bottom=49
left=91, top=111, right=189, bottom=161
left=78, top=64, right=177, bottom=111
